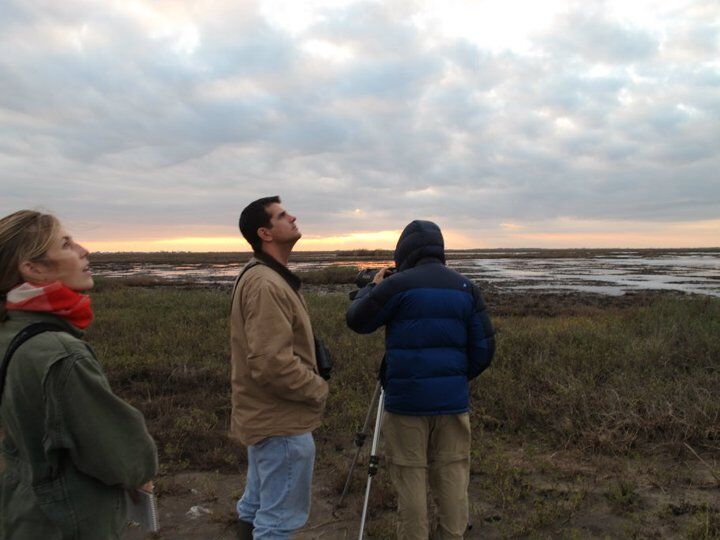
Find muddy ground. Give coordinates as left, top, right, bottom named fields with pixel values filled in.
left=125, top=440, right=719, bottom=539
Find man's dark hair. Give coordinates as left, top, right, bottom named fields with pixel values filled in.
left=239, top=196, right=280, bottom=253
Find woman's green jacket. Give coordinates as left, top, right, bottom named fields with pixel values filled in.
left=0, top=311, right=158, bottom=539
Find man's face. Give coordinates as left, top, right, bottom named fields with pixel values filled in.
left=263, top=202, right=301, bottom=246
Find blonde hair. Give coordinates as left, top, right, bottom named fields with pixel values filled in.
left=0, top=210, right=60, bottom=322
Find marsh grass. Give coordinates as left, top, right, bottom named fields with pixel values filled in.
left=296, top=265, right=359, bottom=285
left=87, top=285, right=720, bottom=478
left=479, top=297, right=720, bottom=453
left=686, top=505, right=720, bottom=539
left=88, top=287, right=236, bottom=471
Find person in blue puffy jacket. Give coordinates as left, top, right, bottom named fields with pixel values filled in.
left=346, top=220, right=495, bottom=540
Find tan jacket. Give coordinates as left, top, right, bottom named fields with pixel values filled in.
left=230, top=258, right=328, bottom=446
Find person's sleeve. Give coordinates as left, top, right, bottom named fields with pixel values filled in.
left=243, top=280, right=328, bottom=405
left=467, top=285, right=496, bottom=379
left=44, top=353, right=158, bottom=489
left=345, top=282, right=396, bottom=334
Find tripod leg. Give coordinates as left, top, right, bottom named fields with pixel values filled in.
left=335, top=382, right=381, bottom=511
left=358, top=389, right=385, bottom=540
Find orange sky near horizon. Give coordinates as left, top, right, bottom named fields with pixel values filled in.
left=81, top=219, right=720, bottom=252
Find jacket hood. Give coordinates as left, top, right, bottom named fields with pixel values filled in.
left=393, top=220, right=445, bottom=271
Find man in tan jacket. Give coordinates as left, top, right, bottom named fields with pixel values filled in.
left=230, top=196, right=329, bottom=539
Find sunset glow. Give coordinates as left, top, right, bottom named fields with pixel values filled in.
left=81, top=219, right=719, bottom=253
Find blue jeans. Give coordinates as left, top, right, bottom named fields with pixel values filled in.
left=236, top=433, right=315, bottom=539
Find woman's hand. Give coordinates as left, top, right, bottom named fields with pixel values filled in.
left=139, top=480, right=154, bottom=493
left=128, top=480, right=154, bottom=503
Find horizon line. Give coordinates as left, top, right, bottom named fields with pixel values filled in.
left=89, top=246, right=720, bottom=255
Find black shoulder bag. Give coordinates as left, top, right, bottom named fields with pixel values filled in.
left=0, top=322, right=64, bottom=403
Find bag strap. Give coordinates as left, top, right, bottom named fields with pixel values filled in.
left=229, top=261, right=329, bottom=377
left=230, top=261, right=259, bottom=310
left=230, top=260, right=311, bottom=316
left=0, top=322, right=65, bottom=403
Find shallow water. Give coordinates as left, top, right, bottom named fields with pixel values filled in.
left=451, top=254, right=720, bottom=297
left=93, top=251, right=720, bottom=297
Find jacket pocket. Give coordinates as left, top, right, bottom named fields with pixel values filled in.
left=33, top=476, right=79, bottom=539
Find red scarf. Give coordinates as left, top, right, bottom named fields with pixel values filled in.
left=5, top=282, right=93, bottom=329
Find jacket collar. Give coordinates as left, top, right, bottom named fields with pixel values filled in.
left=253, top=251, right=302, bottom=292
left=415, top=256, right=443, bottom=267
left=6, top=310, right=84, bottom=338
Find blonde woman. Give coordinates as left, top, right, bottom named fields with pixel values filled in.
left=0, top=210, right=157, bottom=539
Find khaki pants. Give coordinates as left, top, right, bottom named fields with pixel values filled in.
left=382, top=412, right=471, bottom=540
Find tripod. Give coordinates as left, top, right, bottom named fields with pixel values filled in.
left=334, top=381, right=385, bottom=540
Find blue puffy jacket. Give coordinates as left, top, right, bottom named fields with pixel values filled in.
left=346, top=220, right=495, bottom=415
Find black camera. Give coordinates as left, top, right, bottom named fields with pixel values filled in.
left=314, top=337, right=333, bottom=380
left=349, top=267, right=396, bottom=300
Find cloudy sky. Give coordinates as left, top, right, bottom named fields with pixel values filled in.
left=1, top=0, right=718, bottom=251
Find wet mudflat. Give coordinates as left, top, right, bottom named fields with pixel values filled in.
left=125, top=448, right=719, bottom=539
left=453, top=252, right=720, bottom=298
left=91, top=248, right=720, bottom=298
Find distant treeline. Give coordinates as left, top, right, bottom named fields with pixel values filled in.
left=90, top=247, right=719, bottom=264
